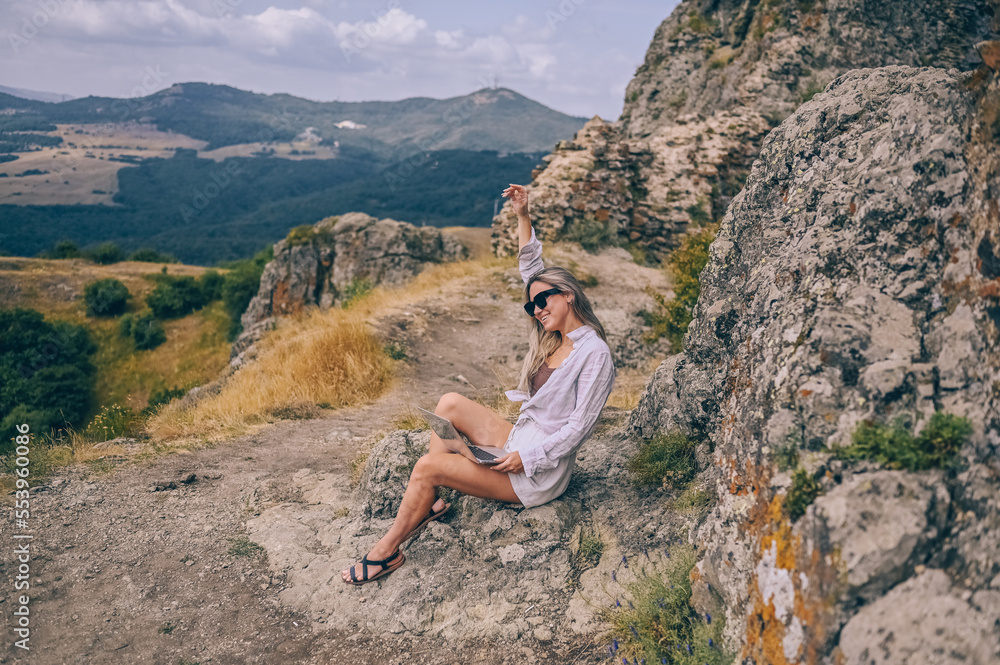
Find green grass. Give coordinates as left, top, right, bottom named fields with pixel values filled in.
left=833, top=411, right=972, bottom=472
left=639, top=227, right=716, bottom=352
left=562, top=214, right=622, bottom=252
left=340, top=276, right=374, bottom=308
left=383, top=340, right=408, bottom=360
left=628, top=431, right=699, bottom=490
left=577, top=528, right=605, bottom=568
left=601, top=543, right=730, bottom=664
left=774, top=431, right=801, bottom=472
left=83, top=403, right=145, bottom=441
left=800, top=80, right=826, bottom=104
left=785, top=468, right=822, bottom=520
left=226, top=536, right=267, bottom=558
left=669, top=483, right=714, bottom=512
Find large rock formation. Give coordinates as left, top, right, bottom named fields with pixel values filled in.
left=627, top=59, right=1000, bottom=662
left=236, top=212, right=467, bottom=355
left=492, top=0, right=992, bottom=261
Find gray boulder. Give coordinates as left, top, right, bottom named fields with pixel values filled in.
left=838, top=569, right=1000, bottom=664
left=630, top=63, right=1000, bottom=660
left=238, top=212, right=468, bottom=354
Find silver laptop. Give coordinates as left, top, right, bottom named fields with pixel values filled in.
left=414, top=406, right=506, bottom=465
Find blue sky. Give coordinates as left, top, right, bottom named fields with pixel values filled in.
left=1, top=0, right=679, bottom=120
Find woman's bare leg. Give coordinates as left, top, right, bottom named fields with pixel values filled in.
left=427, top=392, right=515, bottom=454
left=341, top=450, right=520, bottom=581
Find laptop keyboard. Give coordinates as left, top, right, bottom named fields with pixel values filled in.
left=469, top=446, right=498, bottom=462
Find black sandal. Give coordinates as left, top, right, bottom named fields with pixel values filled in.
left=404, top=501, right=451, bottom=544
left=345, top=548, right=405, bottom=585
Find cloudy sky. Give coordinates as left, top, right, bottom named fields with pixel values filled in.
left=1, top=0, right=678, bottom=120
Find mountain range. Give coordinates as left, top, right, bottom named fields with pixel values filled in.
left=0, top=84, right=588, bottom=264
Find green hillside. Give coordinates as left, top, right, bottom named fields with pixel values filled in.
left=0, top=148, right=536, bottom=265
left=0, top=83, right=573, bottom=265
left=0, top=83, right=586, bottom=159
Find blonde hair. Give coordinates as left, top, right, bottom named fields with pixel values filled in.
left=516, top=266, right=609, bottom=393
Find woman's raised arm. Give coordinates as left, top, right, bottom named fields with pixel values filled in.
left=502, top=183, right=533, bottom=251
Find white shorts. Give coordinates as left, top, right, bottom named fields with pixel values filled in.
left=503, top=416, right=576, bottom=508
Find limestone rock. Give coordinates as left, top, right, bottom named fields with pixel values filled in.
left=838, top=569, right=1000, bottom=664
left=629, top=65, right=1000, bottom=660
left=357, top=430, right=430, bottom=520
left=805, top=470, right=950, bottom=603
left=246, top=428, right=586, bottom=641
left=240, top=212, right=468, bottom=339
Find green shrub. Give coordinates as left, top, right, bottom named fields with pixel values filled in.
left=602, top=543, right=730, bottom=665
left=83, top=278, right=130, bottom=317
left=219, top=246, right=272, bottom=340
left=639, top=227, right=716, bottom=352
left=51, top=239, right=82, bottom=259
left=145, top=386, right=188, bottom=413
left=129, top=247, right=178, bottom=263
left=383, top=340, right=408, bottom=360
left=0, top=308, right=96, bottom=451
left=785, top=468, right=822, bottom=520
left=146, top=276, right=207, bottom=319
left=198, top=270, right=225, bottom=302
left=340, top=276, right=373, bottom=308
left=834, top=411, right=972, bottom=471
left=625, top=242, right=649, bottom=266
left=684, top=200, right=712, bottom=226
left=687, top=10, right=718, bottom=35
left=285, top=224, right=317, bottom=246
left=86, top=241, right=125, bottom=265
left=563, top=215, right=621, bottom=252
left=800, top=80, right=826, bottom=104
left=774, top=430, right=801, bottom=472
left=120, top=312, right=166, bottom=350
left=131, top=316, right=167, bottom=350
left=628, top=431, right=699, bottom=489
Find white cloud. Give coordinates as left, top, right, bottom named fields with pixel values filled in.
left=513, top=43, right=558, bottom=79
left=0, top=0, right=669, bottom=119
left=434, top=28, right=463, bottom=49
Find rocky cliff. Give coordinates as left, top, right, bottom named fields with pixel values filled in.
left=628, top=57, right=1000, bottom=662
left=491, top=0, right=993, bottom=262
left=235, top=212, right=467, bottom=356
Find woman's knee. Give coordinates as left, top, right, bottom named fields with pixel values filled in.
left=435, top=392, right=464, bottom=418
left=411, top=453, right=444, bottom=485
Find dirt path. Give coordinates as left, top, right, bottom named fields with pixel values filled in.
left=2, top=243, right=668, bottom=665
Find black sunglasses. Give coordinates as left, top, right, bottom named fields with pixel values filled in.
left=524, top=288, right=562, bottom=316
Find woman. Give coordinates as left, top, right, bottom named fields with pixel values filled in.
left=342, top=183, right=616, bottom=585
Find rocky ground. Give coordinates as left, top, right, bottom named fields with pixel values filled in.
left=1, top=236, right=678, bottom=665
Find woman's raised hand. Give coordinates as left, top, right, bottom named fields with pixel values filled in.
left=502, top=183, right=529, bottom=219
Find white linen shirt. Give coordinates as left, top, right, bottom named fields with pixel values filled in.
left=504, top=227, right=616, bottom=480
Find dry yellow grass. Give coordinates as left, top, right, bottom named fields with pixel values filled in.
left=147, top=308, right=395, bottom=439
left=147, top=254, right=517, bottom=443
left=606, top=359, right=658, bottom=412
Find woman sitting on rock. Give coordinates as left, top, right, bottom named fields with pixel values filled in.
left=342, top=182, right=617, bottom=585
